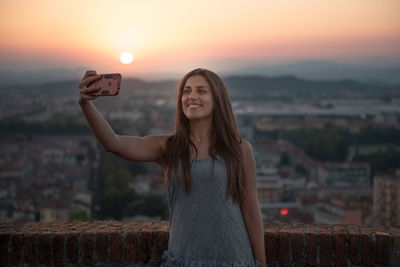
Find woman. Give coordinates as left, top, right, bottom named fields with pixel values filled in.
left=78, top=68, right=266, bottom=267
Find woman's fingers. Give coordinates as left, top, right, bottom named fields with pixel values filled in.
left=79, top=74, right=102, bottom=89
left=80, top=86, right=100, bottom=95
left=78, top=70, right=103, bottom=105
left=82, top=70, right=97, bottom=79
left=78, top=71, right=100, bottom=105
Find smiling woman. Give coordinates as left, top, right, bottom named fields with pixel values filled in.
left=120, top=52, right=133, bottom=64
left=78, top=68, right=266, bottom=266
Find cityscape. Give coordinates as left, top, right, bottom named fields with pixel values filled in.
left=1, top=75, right=399, bottom=226
left=1, top=1, right=400, bottom=265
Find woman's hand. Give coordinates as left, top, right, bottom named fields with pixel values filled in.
left=78, top=70, right=102, bottom=106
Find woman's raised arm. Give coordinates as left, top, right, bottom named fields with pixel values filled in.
left=78, top=70, right=168, bottom=166
left=109, top=134, right=168, bottom=164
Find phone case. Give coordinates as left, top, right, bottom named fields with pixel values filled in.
left=89, top=73, right=121, bottom=96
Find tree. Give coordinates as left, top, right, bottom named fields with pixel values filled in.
left=69, top=209, right=90, bottom=221
left=280, top=151, right=290, bottom=166
left=283, top=128, right=348, bottom=162
left=100, top=168, right=138, bottom=220
left=98, top=153, right=138, bottom=220
left=295, top=164, right=309, bottom=176
left=123, top=195, right=168, bottom=220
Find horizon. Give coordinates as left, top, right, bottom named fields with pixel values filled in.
left=1, top=58, right=399, bottom=86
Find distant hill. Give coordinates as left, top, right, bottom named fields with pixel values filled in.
left=0, top=68, right=86, bottom=87
left=1, top=60, right=400, bottom=86
left=1, top=75, right=398, bottom=100
left=236, top=60, right=400, bottom=86
left=224, top=75, right=399, bottom=94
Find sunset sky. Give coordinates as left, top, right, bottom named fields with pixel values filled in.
left=1, top=0, right=399, bottom=77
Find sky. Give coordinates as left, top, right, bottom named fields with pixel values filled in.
left=0, top=0, right=399, bottom=77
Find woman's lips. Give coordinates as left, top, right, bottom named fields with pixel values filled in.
left=187, top=103, right=201, bottom=109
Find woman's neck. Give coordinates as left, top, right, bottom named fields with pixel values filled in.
left=189, top=118, right=212, bottom=143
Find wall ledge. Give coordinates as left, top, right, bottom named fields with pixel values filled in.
left=1, top=221, right=398, bottom=266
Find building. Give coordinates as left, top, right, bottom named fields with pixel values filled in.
left=257, top=167, right=282, bottom=204
left=373, top=171, right=400, bottom=226
left=318, top=162, right=371, bottom=188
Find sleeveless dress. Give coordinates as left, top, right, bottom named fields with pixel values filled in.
left=160, top=156, right=260, bottom=267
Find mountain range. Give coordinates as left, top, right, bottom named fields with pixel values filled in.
left=0, top=60, right=399, bottom=86
left=234, top=60, right=400, bottom=85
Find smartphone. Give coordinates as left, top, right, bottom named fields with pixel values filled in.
left=89, top=73, right=121, bottom=96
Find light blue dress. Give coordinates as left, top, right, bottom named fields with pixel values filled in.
left=160, top=156, right=260, bottom=267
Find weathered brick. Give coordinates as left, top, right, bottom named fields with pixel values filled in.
left=333, top=225, right=347, bottom=267
left=140, top=221, right=155, bottom=230
left=391, top=227, right=400, bottom=264
left=361, top=225, right=374, bottom=267
left=319, top=225, right=332, bottom=267
left=96, top=231, right=108, bottom=263
left=0, top=233, right=9, bottom=266
left=123, top=221, right=139, bottom=230
left=140, top=228, right=154, bottom=262
left=347, top=224, right=360, bottom=265
left=126, top=230, right=139, bottom=262
left=155, top=229, right=169, bottom=260
left=0, top=224, right=9, bottom=233
left=278, top=224, right=290, bottom=263
left=53, top=232, right=65, bottom=267
left=82, top=232, right=94, bottom=265
left=67, top=231, right=79, bottom=264
left=38, top=232, right=52, bottom=265
left=158, top=221, right=169, bottom=231
left=291, top=224, right=304, bottom=262
left=9, top=233, right=23, bottom=265
left=84, top=221, right=102, bottom=231
left=265, top=224, right=280, bottom=264
left=2, top=221, right=399, bottom=267
left=375, top=228, right=390, bottom=265
left=23, top=232, right=37, bottom=264
left=110, top=231, right=123, bottom=262
left=305, top=224, right=318, bottom=267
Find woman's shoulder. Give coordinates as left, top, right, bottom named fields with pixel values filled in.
left=239, top=138, right=254, bottom=155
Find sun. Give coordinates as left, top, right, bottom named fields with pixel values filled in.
left=120, top=52, right=133, bottom=64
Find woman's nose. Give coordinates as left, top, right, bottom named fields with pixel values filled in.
left=189, top=93, right=197, bottom=99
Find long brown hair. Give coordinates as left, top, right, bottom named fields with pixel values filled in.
left=164, top=68, right=246, bottom=205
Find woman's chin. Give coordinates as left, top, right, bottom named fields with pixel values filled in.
left=185, top=113, right=212, bottom=121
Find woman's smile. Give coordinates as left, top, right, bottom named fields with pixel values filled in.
left=188, top=103, right=201, bottom=109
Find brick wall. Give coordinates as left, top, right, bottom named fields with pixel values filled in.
left=1, top=221, right=399, bottom=266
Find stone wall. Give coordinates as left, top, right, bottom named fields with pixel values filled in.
left=1, top=221, right=398, bottom=266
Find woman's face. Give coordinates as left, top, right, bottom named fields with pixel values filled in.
left=181, top=75, right=214, bottom=121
